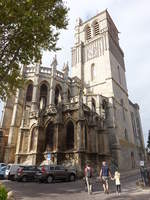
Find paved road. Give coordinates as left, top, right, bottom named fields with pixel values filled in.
left=1, top=174, right=150, bottom=200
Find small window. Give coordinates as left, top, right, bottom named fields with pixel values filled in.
left=94, top=21, right=100, bottom=36
left=124, top=129, right=128, bottom=141
left=120, top=99, right=125, bottom=120
left=86, top=26, right=91, bottom=40
left=91, top=64, right=95, bottom=81
left=117, top=66, right=121, bottom=84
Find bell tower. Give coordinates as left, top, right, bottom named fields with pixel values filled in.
left=72, top=10, right=135, bottom=170
left=72, top=10, right=128, bottom=97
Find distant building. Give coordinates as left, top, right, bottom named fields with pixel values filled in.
left=0, top=10, right=145, bottom=172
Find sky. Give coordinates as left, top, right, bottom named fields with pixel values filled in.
left=0, top=0, right=150, bottom=144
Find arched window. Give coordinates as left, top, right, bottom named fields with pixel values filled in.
left=94, top=21, right=99, bottom=36
left=40, top=84, right=48, bottom=109
left=85, top=26, right=91, bottom=40
left=85, top=125, right=88, bottom=150
left=26, top=84, right=33, bottom=102
left=55, top=85, right=62, bottom=105
left=30, top=128, right=36, bottom=151
left=92, top=98, right=96, bottom=112
left=66, top=121, right=74, bottom=150
left=91, top=64, right=95, bottom=81
left=45, top=123, right=54, bottom=151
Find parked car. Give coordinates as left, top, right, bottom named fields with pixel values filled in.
left=16, top=165, right=40, bottom=182
left=0, top=163, right=7, bottom=170
left=0, top=166, right=6, bottom=179
left=5, top=164, right=21, bottom=180
left=35, top=165, right=76, bottom=183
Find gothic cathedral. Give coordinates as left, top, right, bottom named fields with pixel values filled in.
left=0, top=10, right=145, bottom=172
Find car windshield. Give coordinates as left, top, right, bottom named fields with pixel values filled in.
left=1, top=167, right=6, bottom=171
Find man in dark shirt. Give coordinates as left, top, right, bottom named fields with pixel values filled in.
left=100, top=161, right=112, bottom=194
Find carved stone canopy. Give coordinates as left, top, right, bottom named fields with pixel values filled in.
left=51, top=55, right=57, bottom=69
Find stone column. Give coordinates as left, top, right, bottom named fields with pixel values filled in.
left=7, top=89, right=20, bottom=146
left=31, top=84, right=38, bottom=111
left=0, top=102, right=6, bottom=128
left=15, top=129, right=23, bottom=163
left=49, top=56, right=57, bottom=105
left=31, top=64, right=40, bottom=112
left=76, top=121, right=85, bottom=151
left=62, top=62, right=69, bottom=104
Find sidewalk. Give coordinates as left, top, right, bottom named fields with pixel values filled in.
left=121, top=168, right=140, bottom=180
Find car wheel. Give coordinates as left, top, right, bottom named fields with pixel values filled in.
left=47, top=176, right=53, bottom=183
left=69, top=174, right=75, bottom=182
left=22, top=176, right=27, bottom=182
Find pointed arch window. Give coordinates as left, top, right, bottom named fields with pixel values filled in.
left=26, top=84, right=33, bottom=102
left=40, top=84, right=48, bottom=109
left=45, top=123, right=54, bottom=151
left=66, top=121, right=74, bottom=150
left=55, top=85, right=62, bottom=105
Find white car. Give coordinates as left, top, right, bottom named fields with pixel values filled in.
left=5, top=164, right=21, bottom=180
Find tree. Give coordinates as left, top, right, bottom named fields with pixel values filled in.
left=0, top=0, right=68, bottom=100
left=147, top=130, right=150, bottom=150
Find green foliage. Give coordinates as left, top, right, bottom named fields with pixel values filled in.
left=0, top=0, right=68, bottom=100
left=147, top=130, right=150, bottom=149
left=0, top=186, right=7, bottom=200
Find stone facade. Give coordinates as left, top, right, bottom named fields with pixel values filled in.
left=0, top=10, right=145, bottom=172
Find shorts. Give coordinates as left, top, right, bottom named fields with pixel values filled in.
left=102, top=176, right=109, bottom=184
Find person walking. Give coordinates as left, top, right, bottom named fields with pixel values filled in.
left=84, top=163, right=92, bottom=194
left=100, top=161, right=112, bottom=194
left=113, top=170, right=121, bottom=195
